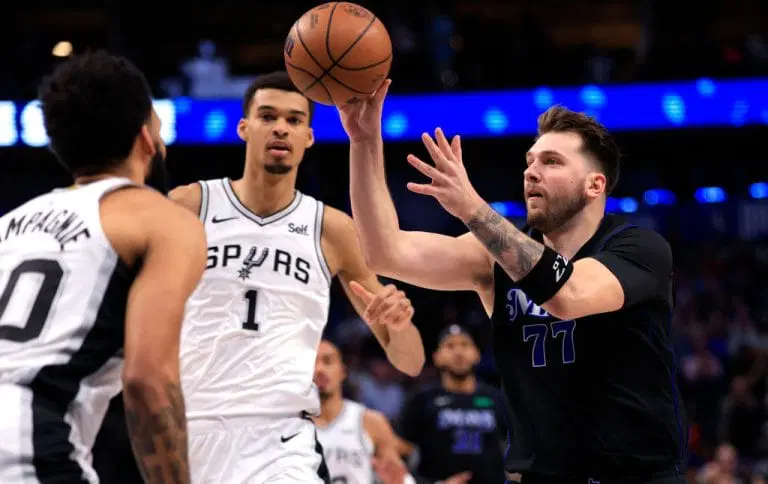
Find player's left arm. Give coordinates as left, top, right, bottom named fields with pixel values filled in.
left=463, top=204, right=672, bottom=320
left=323, top=205, right=425, bottom=377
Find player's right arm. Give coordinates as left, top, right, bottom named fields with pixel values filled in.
left=339, top=82, right=494, bottom=307
left=168, top=182, right=202, bottom=215
left=102, top=187, right=207, bottom=484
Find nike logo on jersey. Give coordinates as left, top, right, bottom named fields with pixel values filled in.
left=211, top=215, right=238, bottom=224
left=281, top=432, right=300, bottom=443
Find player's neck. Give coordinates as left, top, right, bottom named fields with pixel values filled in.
left=441, top=373, right=477, bottom=394
left=542, top=203, right=605, bottom=260
left=232, top=170, right=297, bottom=218
left=317, top=395, right=345, bottom=426
left=74, top=163, right=140, bottom=186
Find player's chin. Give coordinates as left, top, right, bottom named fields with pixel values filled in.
left=263, top=161, right=294, bottom=175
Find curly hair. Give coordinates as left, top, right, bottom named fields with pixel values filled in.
left=39, top=50, right=154, bottom=176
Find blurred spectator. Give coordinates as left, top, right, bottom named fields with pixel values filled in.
left=357, top=358, right=406, bottom=421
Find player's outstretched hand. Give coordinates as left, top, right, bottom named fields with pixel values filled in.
left=337, top=79, right=391, bottom=142
left=349, top=281, right=413, bottom=332
left=372, top=454, right=407, bottom=484
left=442, top=471, right=473, bottom=484
left=406, top=128, right=485, bottom=223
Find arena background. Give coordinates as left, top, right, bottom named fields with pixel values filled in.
left=2, top=0, right=768, bottom=482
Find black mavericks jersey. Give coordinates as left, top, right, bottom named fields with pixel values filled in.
left=491, top=215, right=686, bottom=478
left=398, top=383, right=510, bottom=484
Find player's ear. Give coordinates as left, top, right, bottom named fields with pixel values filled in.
left=138, top=124, right=156, bottom=157
left=237, top=118, right=249, bottom=142
left=305, top=127, right=315, bottom=149
left=587, top=172, right=606, bottom=198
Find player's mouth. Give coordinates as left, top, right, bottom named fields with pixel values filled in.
left=266, top=140, right=292, bottom=156
left=526, top=191, right=544, bottom=200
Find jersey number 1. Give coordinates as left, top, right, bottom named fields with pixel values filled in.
left=0, top=259, right=63, bottom=343
left=242, top=289, right=260, bottom=332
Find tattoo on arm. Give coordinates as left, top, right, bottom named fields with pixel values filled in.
left=124, top=382, right=191, bottom=484
left=465, top=204, right=544, bottom=280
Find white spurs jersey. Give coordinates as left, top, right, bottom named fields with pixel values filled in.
left=316, top=400, right=375, bottom=484
left=0, top=177, right=137, bottom=484
left=181, top=178, right=332, bottom=420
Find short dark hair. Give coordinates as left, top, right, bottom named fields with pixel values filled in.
left=39, top=50, right=153, bottom=176
left=242, top=71, right=313, bottom=121
left=536, top=106, right=621, bottom=195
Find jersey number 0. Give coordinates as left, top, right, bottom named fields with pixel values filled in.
left=0, top=259, right=63, bottom=343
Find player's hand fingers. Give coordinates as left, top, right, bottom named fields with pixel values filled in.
left=406, top=154, right=448, bottom=183
left=364, top=284, right=396, bottom=322
left=406, top=182, right=439, bottom=197
left=445, top=472, right=473, bottom=484
left=451, top=135, right=462, bottom=163
left=434, top=128, right=456, bottom=163
left=380, top=292, right=409, bottom=323
left=369, top=288, right=401, bottom=323
left=349, top=280, right=374, bottom=304
left=372, top=79, right=391, bottom=105
left=420, top=132, right=454, bottom=171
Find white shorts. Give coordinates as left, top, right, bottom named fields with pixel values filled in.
left=188, top=414, right=330, bottom=484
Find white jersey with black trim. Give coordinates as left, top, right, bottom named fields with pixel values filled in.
left=316, top=400, right=375, bottom=484
left=0, top=177, right=137, bottom=484
left=181, top=177, right=332, bottom=421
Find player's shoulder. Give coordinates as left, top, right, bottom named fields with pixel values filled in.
left=601, top=216, right=671, bottom=252
left=362, top=406, right=392, bottom=434
left=319, top=203, right=356, bottom=243
left=168, top=182, right=203, bottom=214
left=101, top=187, right=206, bottom=265
left=407, top=383, right=443, bottom=402
left=321, top=203, right=353, bottom=230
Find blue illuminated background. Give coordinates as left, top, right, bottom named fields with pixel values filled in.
left=4, top=77, right=767, bottom=220
left=2, top=77, right=768, bottom=148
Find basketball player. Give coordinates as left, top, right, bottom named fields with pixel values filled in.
left=339, top=80, right=687, bottom=483
left=169, top=71, right=425, bottom=483
left=314, top=339, right=412, bottom=484
left=0, top=51, right=206, bottom=484
left=398, top=325, right=513, bottom=484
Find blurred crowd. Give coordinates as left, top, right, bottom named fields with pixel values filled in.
left=3, top=0, right=768, bottom=99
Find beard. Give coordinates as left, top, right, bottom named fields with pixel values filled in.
left=264, top=162, right=293, bottom=175
left=318, top=390, right=333, bottom=401
left=145, top=142, right=169, bottom=194
left=527, top=188, right=588, bottom=234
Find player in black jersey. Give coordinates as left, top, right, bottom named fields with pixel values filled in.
left=398, top=325, right=514, bottom=484
left=339, top=82, right=686, bottom=483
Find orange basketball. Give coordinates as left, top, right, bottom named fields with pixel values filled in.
left=283, top=2, right=392, bottom=106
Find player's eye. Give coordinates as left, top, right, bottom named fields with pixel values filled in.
left=261, top=114, right=276, bottom=121
left=545, top=158, right=558, bottom=165
left=288, top=117, right=301, bottom=125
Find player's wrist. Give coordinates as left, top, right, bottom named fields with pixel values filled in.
left=349, top=133, right=383, bottom=147
left=516, top=245, right=573, bottom=305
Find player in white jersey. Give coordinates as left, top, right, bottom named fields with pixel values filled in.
left=314, top=339, right=414, bottom=484
left=169, top=71, right=426, bottom=483
left=0, top=51, right=206, bottom=484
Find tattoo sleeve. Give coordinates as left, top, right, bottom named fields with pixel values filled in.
left=465, top=204, right=545, bottom=280
left=124, top=382, right=191, bottom=484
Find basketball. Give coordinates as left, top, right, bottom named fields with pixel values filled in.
left=283, top=2, right=392, bottom=106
